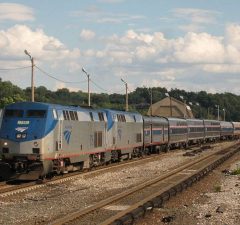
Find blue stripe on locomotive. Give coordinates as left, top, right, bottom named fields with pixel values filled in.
left=0, top=102, right=57, bottom=142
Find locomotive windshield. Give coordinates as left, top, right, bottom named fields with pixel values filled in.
left=26, top=110, right=46, bottom=118
left=4, top=109, right=24, bottom=118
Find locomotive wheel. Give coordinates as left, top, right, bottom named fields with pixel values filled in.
left=111, top=150, right=120, bottom=162
left=0, top=163, right=13, bottom=181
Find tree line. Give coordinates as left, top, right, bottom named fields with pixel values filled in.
left=0, top=78, right=240, bottom=121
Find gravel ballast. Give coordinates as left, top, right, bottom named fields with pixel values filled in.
left=136, top=151, right=240, bottom=225
left=0, top=142, right=235, bottom=225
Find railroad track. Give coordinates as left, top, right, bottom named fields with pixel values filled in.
left=0, top=145, right=191, bottom=197
left=49, top=142, right=240, bottom=225
left=0, top=142, right=230, bottom=198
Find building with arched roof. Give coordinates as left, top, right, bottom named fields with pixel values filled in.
left=147, top=97, right=194, bottom=118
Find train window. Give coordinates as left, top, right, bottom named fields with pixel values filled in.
left=65, top=111, right=70, bottom=120
left=69, top=111, right=75, bottom=120
left=63, top=111, right=67, bottom=120
left=98, top=112, right=104, bottom=121
left=117, top=114, right=126, bottom=122
left=27, top=110, right=46, bottom=118
left=89, top=112, right=94, bottom=121
left=4, top=109, right=23, bottom=118
left=74, top=111, right=78, bottom=121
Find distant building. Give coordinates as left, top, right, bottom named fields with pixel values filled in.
left=147, top=97, right=194, bottom=118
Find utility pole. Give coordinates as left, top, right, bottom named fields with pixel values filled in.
left=223, top=108, right=225, bottom=121
left=165, top=93, right=172, bottom=117
left=82, top=67, right=91, bottom=107
left=150, top=88, right=153, bottom=116
left=216, top=105, right=219, bottom=120
left=121, top=78, right=128, bottom=111
left=24, top=50, right=34, bottom=102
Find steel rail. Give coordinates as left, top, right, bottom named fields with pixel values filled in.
left=50, top=142, right=239, bottom=225
left=103, top=146, right=240, bottom=225
left=0, top=146, right=184, bottom=197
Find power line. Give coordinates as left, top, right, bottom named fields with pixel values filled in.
left=35, top=65, right=87, bottom=84
left=0, top=65, right=32, bottom=71
left=90, top=79, right=109, bottom=93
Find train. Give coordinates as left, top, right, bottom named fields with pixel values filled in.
left=0, top=101, right=240, bottom=181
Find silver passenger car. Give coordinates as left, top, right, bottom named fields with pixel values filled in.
left=220, top=121, right=234, bottom=140
left=203, top=119, right=221, bottom=141
left=232, top=122, right=240, bottom=139
left=168, top=117, right=188, bottom=148
left=143, top=116, right=168, bottom=153
left=186, top=119, right=205, bottom=144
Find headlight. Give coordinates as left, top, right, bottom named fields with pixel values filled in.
left=16, top=133, right=27, bottom=139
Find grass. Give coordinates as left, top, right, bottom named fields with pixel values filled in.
left=231, top=168, right=240, bottom=175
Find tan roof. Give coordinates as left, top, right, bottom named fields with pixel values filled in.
left=147, top=97, right=194, bottom=118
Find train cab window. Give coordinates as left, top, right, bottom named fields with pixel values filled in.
left=98, top=112, right=104, bottom=121
left=27, top=110, right=46, bottom=118
left=4, top=109, right=23, bottom=118
left=89, top=112, right=94, bottom=121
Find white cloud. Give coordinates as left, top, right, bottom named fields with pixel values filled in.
left=178, top=24, right=204, bottom=32
left=173, top=32, right=225, bottom=63
left=2, top=23, right=240, bottom=95
left=71, top=9, right=145, bottom=25
left=172, top=8, right=220, bottom=32
left=87, top=24, right=240, bottom=93
left=80, top=29, right=96, bottom=40
left=0, top=3, right=34, bottom=21
left=172, top=8, right=219, bottom=24
left=0, top=25, right=78, bottom=62
left=202, top=64, right=240, bottom=74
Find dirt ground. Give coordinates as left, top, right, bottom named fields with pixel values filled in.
left=136, top=152, right=240, bottom=225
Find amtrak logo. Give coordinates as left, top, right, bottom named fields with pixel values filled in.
left=64, top=129, right=72, bottom=144
left=15, top=127, right=28, bottom=133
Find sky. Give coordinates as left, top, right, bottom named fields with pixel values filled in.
left=0, top=0, right=240, bottom=95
